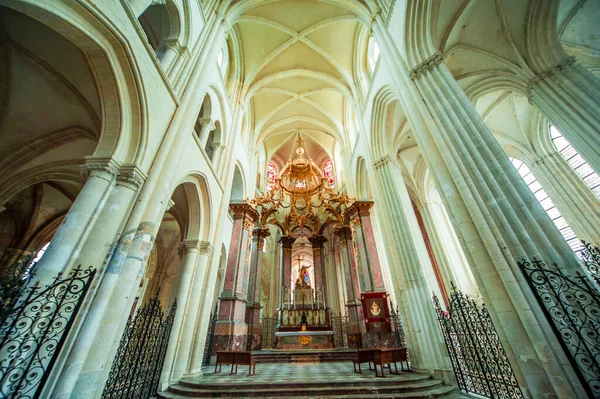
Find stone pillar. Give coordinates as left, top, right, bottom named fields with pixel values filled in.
left=160, top=240, right=211, bottom=385
left=197, top=118, right=215, bottom=148
left=334, top=225, right=363, bottom=348
left=278, top=236, right=296, bottom=308
left=345, top=201, right=385, bottom=292
left=185, top=243, right=216, bottom=376
left=530, top=151, right=600, bottom=246
left=528, top=57, right=600, bottom=174
left=307, top=235, right=328, bottom=306
left=214, top=203, right=258, bottom=352
left=51, top=166, right=145, bottom=398
left=34, top=159, right=119, bottom=283
left=246, top=227, right=270, bottom=350
left=404, top=52, right=584, bottom=397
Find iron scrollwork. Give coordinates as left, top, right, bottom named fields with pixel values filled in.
left=102, top=294, right=177, bottom=399
left=433, top=283, right=523, bottom=399
left=201, top=307, right=218, bottom=367
left=518, top=257, right=600, bottom=398
left=389, top=303, right=411, bottom=368
left=0, top=266, right=96, bottom=399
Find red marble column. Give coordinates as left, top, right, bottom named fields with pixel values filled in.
left=345, top=201, right=385, bottom=292
left=214, top=203, right=258, bottom=351
left=246, top=227, right=270, bottom=350
left=334, top=225, right=364, bottom=348
left=308, top=235, right=328, bottom=306
left=278, top=236, right=296, bottom=308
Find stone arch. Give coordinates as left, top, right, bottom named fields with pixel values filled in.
left=172, top=173, right=213, bottom=242
left=0, top=1, right=147, bottom=166
left=230, top=163, right=246, bottom=202
left=355, top=157, right=371, bottom=201
left=138, top=0, right=183, bottom=59
left=370, top=86, right=397, bottom=160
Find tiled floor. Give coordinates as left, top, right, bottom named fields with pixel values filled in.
left=186, top=362, right=424, bottom=385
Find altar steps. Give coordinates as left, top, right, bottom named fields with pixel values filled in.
left=158, top=371, right=455, bottom=398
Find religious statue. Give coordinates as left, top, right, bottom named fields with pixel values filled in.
left=295, top=262, right=311, bottom=287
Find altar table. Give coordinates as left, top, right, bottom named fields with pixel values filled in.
left=275, top=331, right=334, bottom=349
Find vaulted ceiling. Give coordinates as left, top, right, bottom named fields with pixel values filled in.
left=231, top=0, right=366, bottom=166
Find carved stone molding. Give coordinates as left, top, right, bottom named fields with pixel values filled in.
left=81, top=158, right=119, bottom=181
left=117, top=166, right=145, bottom=190
left=410, top=52, right=443, bottom=80
left=527, top=56, right=576, bottom=104
left=374, top=155, right=391, bottom=169
left=199, top=241, right=214, bottom=255
left=198, top=117, right=215, bottom=131
left=166, top=199, right=175, bottom=211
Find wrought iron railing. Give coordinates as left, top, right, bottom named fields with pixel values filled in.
left=389, top=303, right=410, bottom=367
left=0, top=254, right=35, bottom=323
left=331, top=312, right=349, bottom=348
left=433, top=283, right=523, bottom=398
left=102, top=293, right=176, bottom=399
left=581, top=240, right=600, bottom=286
left=261, top=317, right=276, bottom=349
left=518, top=257, right=600, bottom=398
left=201, top=308, right=218, bottom=367
left=0, top=266, right=96, bottom=399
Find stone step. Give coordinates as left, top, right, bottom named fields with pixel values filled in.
left=159, top=379, right=453, bottom=398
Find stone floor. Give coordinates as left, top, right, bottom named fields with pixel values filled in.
left=158, top=362, right=470, bottom=398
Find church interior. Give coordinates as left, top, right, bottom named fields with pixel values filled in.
left=0, top=0, right=599, bottom=398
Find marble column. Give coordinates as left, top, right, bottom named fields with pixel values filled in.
left=345, top=201, right=385, bottom=292
left=530, top=151, right=600, bottom=246
left=528, top=57, right=600, bottom=174
left=334, top=225, right=363, bottom=348
left=246, top=227, right=270, bottom=350
left=214, top=203, right=258, bottom=351
left=405, top=52, right=585, bottom=397
left=278, top=236, right=296, bottom=308
left=308, top=235, right=328, bottom=307
left=34, top=159, right=119, bottom=283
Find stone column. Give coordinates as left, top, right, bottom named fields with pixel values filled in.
left=530, top=151, right=600, bottom=246
left=371, top=158, right=448, bottom=367
left=246, top=227, right=270, bottom=350
left=197, top=118, right=215, bottom=148
left=345, top=201, right=385, bottom=292
left=404, top=52, right=584, bottom=397
left=278, top=236, right=296, bottom=308
left=185, top=243, right=216, bottom=376
left=159, top=240, right=204, bottom=385
left=34, top=159, right=119, bottom=283
left=528, top=57, right=600, bottom=174
left=334, top=225, right=363, bottom=348
left=214, top=203, right=258, bottom=351
left=51, top=166, right=146, bottom=398
left=308, top=235, right=328, bottom=306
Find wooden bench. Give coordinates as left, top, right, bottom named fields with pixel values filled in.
left=372, top=349, right=395, bottom=378
left=352, top=349, right=375, bottom=373
left=214, top=351, right=256, bottom=376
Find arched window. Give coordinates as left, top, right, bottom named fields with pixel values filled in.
left=266, top=163, right=277, bottom=191
left=323, top=160, right=335, bottom=188
left=367, top=36, right=380, bottom=73
left=551, top=125, right=600, bottom=198
left=510, top=158, right=583, bottom=254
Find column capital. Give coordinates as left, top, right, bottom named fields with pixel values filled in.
left=344, top=200, right=374, bottom=221
left=80, top=157, right=119, bottom=181
left=278, top=235, right=296, bottom=248
left=253, top=227, right=270, bottom=251
left=117, top=165, right=146, bottom=190
left=199, top=241, right=214, bottom=255
left=333, top=225, right=352, bottom=240
left=374, top=155, right=391, bottom=169
left=198, top=117, right=215, bottom=131
left=308, top=235, right=328, bottom=248
left=229, top=203, right=259, bottom=226
left=410, top=52, right=443, bottom=80
left=527, top=56, right=576, bottom=104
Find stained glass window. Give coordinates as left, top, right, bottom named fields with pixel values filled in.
left=510, top=158, right=583, bottom=255
left=551, top=125, right=600, bottom=198
left=323, top=160, right=335, bottom=188
left=266, top=163, right=277, bottom=191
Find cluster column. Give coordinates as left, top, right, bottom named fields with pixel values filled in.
left=528, top=57, right=600, bottom=174
left=214, top=203, right=258, bottom=351
left=308, top=235, right=328, bottom=306
left=278, top=236, right=296, bottom=308
left=246, top=227, right=270, bottom=350
left=334, top=225, right=363, bottom=348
